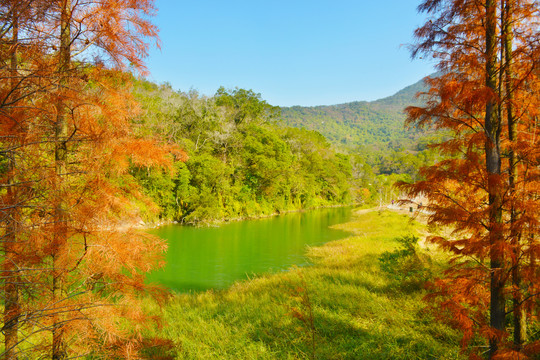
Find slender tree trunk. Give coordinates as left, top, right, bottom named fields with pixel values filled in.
left=52, top=1, right=71, bottom=359
left=4, top=12, right=20, bottom=360
left=485, top=0, right=505, bottom=358
left=502, top=0, right=527, bottom=350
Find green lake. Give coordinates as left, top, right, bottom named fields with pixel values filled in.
left=147, top=207, right=353, bottom=292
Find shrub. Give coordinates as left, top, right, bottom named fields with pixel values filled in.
left=378, top=235, right=432, bottom=291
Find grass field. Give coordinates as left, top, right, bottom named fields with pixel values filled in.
left=145, top=209, right=464, bottom=359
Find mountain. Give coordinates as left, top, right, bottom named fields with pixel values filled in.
left=279, top=76, right=429, bottom=150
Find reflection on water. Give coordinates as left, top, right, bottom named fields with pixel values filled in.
left=147, top=207, right=353, bottom=292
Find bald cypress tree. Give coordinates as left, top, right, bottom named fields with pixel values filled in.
left=401, top=0, right=540, bottom=357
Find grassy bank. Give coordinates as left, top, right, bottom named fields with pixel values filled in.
left=146, top=210, right=463, bottom=359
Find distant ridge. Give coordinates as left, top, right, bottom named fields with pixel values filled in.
left=279, top=76, right=430, bottom=149
left=372, top=77, right=429, bottom=108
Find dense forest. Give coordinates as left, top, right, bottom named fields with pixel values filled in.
left=281, top=76, right=428, bottom=148
left=128, top=76, right=451, bottom=224
left=281, top=77, right=447, bottom=180
left=130, top=82, right=353, bottom=225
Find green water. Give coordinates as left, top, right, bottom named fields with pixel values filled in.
left=147, top=207, right=353, bottom=292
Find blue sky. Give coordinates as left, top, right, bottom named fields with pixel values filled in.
left=145, top=0, right=435, bottom=107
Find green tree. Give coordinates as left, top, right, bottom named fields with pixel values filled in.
left=215, top=87, right=280, bottom=125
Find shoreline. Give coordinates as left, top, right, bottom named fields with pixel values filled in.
left=138, top=202, right=362, bottom=230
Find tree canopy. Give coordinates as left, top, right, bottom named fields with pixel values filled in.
left=131, top=81, right=354, bottom=225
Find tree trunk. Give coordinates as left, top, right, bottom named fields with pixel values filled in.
left=485, top=0, right=505, bottom=358
left=4, top=12, right=20, bottom=360
left=52, top=1, right=71, bottom=359
left=503, top=0, right=527, bottom=349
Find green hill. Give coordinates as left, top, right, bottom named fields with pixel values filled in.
left=280, top=76, right=429, bottom=150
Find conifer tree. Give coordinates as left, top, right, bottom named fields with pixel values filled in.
left=401, top=0, right=540, bottom=357
left=0, top=1, right=55, bottom=358
left=0, top=0, right=178, bottom=358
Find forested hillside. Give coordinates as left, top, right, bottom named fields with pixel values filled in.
left=278, top=76, right=449, bottom=194
left=280, top=76, right=447, bottom=181
left=280, top=76, right=429, bottom=148
left=129, top=76, right=449, bottom=224
left=131, top=82, right=354, bottom=225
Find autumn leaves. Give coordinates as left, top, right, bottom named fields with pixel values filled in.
left=1, top=1, right=172, bottom=358
left=401, top=0, right=540, bottom=358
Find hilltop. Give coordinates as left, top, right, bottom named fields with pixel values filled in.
left=279, top=76, right=430, bottom=149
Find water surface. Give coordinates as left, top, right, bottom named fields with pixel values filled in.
left=148, top=207, right=353, bottom=292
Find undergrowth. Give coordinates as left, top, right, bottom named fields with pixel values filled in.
left=378, top=234, right=433, bottom=292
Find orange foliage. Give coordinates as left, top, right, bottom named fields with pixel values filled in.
left=400, top=0, right=540, bottom=358
left=0, top=0, right=180, bottom=358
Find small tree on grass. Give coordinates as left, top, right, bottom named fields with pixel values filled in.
left=378, top=235, right=432, bottom=291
